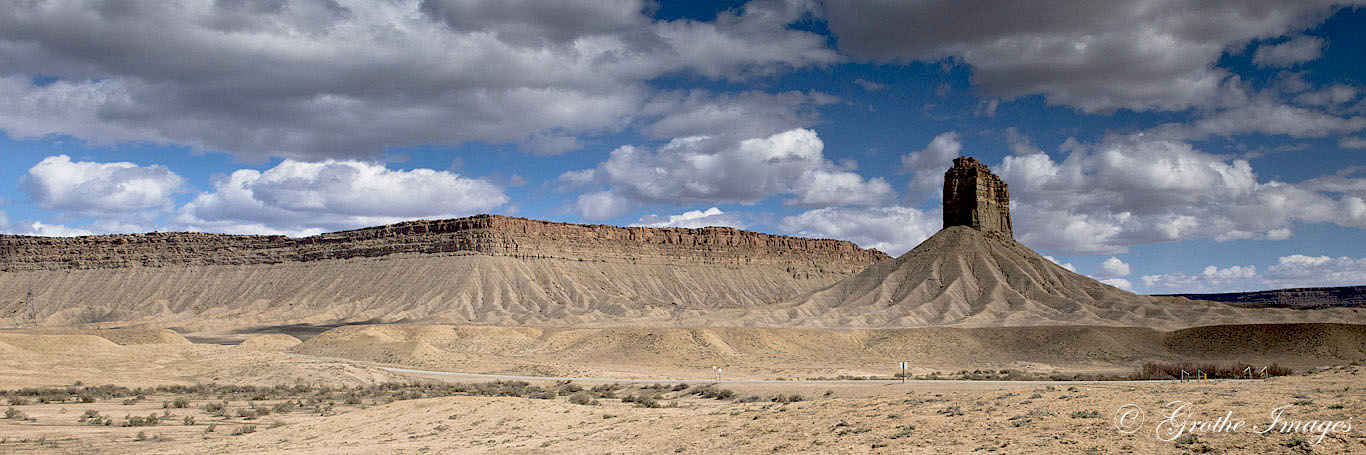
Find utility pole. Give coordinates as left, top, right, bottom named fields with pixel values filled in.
left=26, top=287, right=35, bottom=325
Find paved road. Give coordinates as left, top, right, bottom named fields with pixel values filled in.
left=379, top=366, right=1258, bottom=385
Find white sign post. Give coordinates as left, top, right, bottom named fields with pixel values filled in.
left=899, top=361, right=907, bottom=383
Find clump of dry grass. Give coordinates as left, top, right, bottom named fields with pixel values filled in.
left=687, top=385, right=735, bottom=400
left=568, top=392, right=596, bottom=405
left=123, top=413, right=160, bottom=426
left=621, top=393, right=660, bottom=408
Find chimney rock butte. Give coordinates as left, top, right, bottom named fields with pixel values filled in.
left=943, top=156, right=1013, bottom=238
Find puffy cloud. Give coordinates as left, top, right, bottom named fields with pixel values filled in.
left=1010, top=206, right=1128, bottom=255
left=778, top=205, right=939, bottom=256
left=1157, top=100, right=1366, bottom=140
left=1139, top=255, right=1366, bottom=293
left=0, top=205, right=148, bottom=237
left=175, top=159, right=506, bottom=235
left=997, top=133, right=1366, bottom=254
left=418, top=0, right=649, bottom=43
left=1004, top=127, right=1044, bottom=156
left=3, top=220, right=95, bottom=237
left=0, top=0, right=837, bottom=160
left=899, top=131, right=961, bottom=199
left=1144, top=76, right=1366, bottom=141
left=1099, top=278, right=1133, bottom=291
left=630, top=207, right=747, bottom=229
left=19, top=155, right=184, bottom=216
left=1141, top=272, right=1201, bottom=292
left=1141, top=264, right=1258, bottom=292
left=792, top=169, right=892, bottom=207
left=1265, top=227, right=1293, bottom=240
left=1100, top=256, right=1131, bottom=277
left=824, top=0, right=1342, bottom=112
left=1203, top=264, right=1257, bottom=280
left=563, top=128, right=891, bottom=218
left=640, top=90, right=837, bottom=141
left=1263, top=254, right=1366, bottom=288
left=1293, top=84, right=1360, bottom=107
left=520, top=134, right=586, bottom=157
left=1043, top=255, right=1077, bottom=272
left=558, top=169, right=599, bottom=187
left=1251, top=35, right=1325, bottom=67
left=1341, top=137, right=1366, bottom=149
left=570, top=191, right=632, bottom=221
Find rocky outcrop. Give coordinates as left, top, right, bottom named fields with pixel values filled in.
left=0, top=215, right=889, bottom=275
left=943, top=156, right=1012, bottom=237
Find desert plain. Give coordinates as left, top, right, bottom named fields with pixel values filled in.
left=2, top=208, right=1365, bottom=453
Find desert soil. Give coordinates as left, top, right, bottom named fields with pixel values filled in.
left=1, top=326, right=1363, bottom=454
left=1, top=367, right=1362, bottom=454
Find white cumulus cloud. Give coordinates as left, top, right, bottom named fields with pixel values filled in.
left=1100, top=257, right=1131, bottom=277
left=19, top=154, right=185, bottom=216
left=3, top=220, right=95, bottom=237
left=175, top=159, right=506, bottom=235
left=1140, top=264, right=1259, bottom=293
left=1043, top=252, right=1076, bottom=270
left=997, top=133, right=1366, bottom=254
left=778, top=205, right=939, bottom=256
left=1263, top=254, right=1366, bottom=289
left=563, top=128, right=891, bottom=219
left=630, top=207, right=746, bottom=229
left=900, top=131, right=961, bottom=200
left=1099, top=278, right=1133, bottom=291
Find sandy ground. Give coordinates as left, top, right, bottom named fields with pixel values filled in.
left=0, top=330, right=400, bottom=388
left=4, top=323, right=1365, bottom=385
left=286, top=323, right=1366, bottom=380
left=1, top=367, right=1362, bottom=454
left=1, top=326, right=1363, bottom=453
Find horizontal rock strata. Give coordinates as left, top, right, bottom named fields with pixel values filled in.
left=0, top=215, right=888, bottom=274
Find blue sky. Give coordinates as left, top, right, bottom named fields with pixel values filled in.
left=1, top=1, right=1364, bottom=294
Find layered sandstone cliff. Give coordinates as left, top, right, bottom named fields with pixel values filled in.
left=0, top=215, right=888, bottom=274
left=0, top=216, right=892, bottom=329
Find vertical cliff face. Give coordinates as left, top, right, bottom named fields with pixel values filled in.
left=942, top=156, right=1012, bottom=237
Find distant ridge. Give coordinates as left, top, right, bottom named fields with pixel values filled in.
left=1160, top=286, right=1366, bottom=309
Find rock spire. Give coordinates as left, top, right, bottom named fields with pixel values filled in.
left=942, top=156, right=1012, bottom=237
